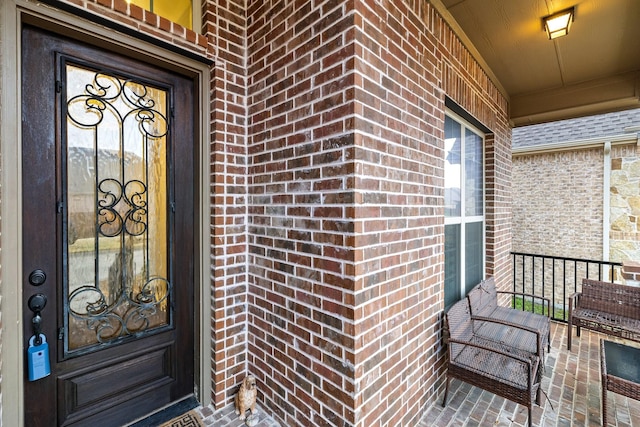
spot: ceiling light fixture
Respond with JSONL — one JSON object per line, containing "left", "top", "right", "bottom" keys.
{"left": 543, "top": 7, "right": 574, "bottom": 40}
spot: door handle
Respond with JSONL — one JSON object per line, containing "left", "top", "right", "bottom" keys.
{"left": 28, "top": 293, "right": 47, "bottom": 314}
{"left": 28, "top": 293, "right": 47, "bottom": 345}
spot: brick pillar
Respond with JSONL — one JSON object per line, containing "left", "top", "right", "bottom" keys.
{"left": 621, "top": 260, "right": 640, "bottom": 286}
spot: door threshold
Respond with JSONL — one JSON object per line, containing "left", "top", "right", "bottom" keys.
{"left": 127, "top": 395, "right": 199, "bottom": 427}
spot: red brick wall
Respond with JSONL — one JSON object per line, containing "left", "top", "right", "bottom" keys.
{"left": 246, "top": 1, "right": 359, "bottom": 423}
{"left": 246, "top": 1, "right": 511, "bottom": 426}
{"left": 201, "top": 0, "right": 250, "bottom": 408}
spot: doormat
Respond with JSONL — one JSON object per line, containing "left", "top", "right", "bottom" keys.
{"left": 159, "top": 410, "right": 204, "bottom": 427}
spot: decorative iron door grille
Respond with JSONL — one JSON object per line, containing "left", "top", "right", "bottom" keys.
{"left": 63, "top": 61, "right": 172, "bottom": 355}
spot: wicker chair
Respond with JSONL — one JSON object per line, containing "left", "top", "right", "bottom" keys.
{"left": 467, "top": 277, "right": 551, "bottom": 361}
{"left": 443, "top": 298, "right": 542, "bottom": 427}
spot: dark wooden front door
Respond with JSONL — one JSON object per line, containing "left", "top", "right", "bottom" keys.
{"left": 22, "top": 26, "right": 196, "bottom": 426}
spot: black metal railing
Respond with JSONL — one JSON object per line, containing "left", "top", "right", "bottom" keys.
{"left": 511, "top": 252, "right": 623, "bottom": 322}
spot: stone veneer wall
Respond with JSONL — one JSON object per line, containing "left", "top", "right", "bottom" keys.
{"left": 610, "top": 143, "right": 640, "bottom": 262}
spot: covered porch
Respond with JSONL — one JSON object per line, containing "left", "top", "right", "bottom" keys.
{"left": 197, "top": 322, "right": 640, "bottom": 427}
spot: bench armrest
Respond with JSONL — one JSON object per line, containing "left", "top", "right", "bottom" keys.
{"left": 496, "top": 290, "right": 552, "bottom": 318}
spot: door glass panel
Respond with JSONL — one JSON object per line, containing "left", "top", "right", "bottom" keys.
{"left": 65, "top": 63, "right": 171, "bottom": 354}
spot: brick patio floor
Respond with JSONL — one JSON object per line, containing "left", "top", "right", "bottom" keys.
{"left": 421, "top": 322, "right": 640, "bottom": 427}
{"left": 193, "top": 322, "right": 640, "bottom": 427}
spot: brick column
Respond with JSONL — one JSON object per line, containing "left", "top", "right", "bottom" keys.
{"left": 621, "top": 260, "right": 640, "bottom": 286}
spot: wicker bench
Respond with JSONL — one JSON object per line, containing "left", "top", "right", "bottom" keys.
{"left": 567, "top": 278, "right": 640, "bottom": 351}
{"left": 467, "top": 277, "right": 551, "bottom": 362}
{"left": 443, "top": 298, "right": 542, "bottom": 427}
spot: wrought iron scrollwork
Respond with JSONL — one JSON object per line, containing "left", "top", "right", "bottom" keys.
{"left": 68, "top": 277, "right": 171, "bottom": 343}
{"left": 65, "top": 66, "right": 171, "bottom": 350}
{"left": 97, "top": 178, "right": 148, "bottom": 237}
{"left": 66, "top": 72, "right": 168, "bottom": 138}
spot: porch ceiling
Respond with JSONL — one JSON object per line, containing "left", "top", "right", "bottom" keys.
{"left": 435, "top": 0, "right": 640, "bottom": 127}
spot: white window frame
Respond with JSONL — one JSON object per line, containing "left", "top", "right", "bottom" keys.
{"left": 444, "top": 110, "right": 486, "bottom": 304}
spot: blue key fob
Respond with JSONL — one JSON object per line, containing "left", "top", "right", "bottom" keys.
{"left": 27, "top": 334, "right": 51, "bottom": 381}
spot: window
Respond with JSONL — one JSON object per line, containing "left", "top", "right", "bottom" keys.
{"left": 444, "top": 113, "right": 485, "bottom": 308}
{"left": 127, "top": 0, "right": 197, "bottom": 30}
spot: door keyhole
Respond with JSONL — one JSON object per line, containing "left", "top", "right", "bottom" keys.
{"left": 28, "top": 293, "right": 47, "bottom": 314}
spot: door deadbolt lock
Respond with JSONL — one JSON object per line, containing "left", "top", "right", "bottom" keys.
{"left": 28, "top": 269, "right": 47, "bottom": 286}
